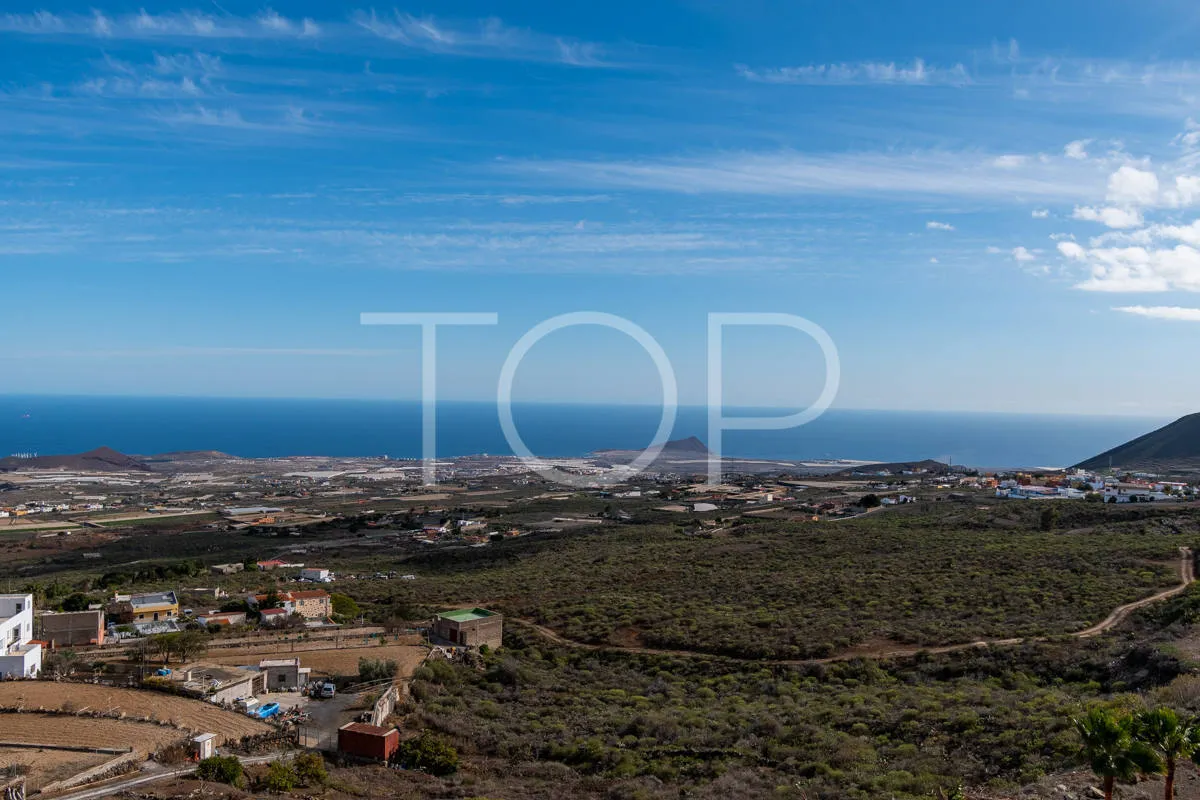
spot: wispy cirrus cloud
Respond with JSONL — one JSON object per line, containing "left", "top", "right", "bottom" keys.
{"left": 349, "top": 10, "right": 614, "bottom": 66}
{"left": 737, "top": 58, "right": 970, "bottom": 86}
{"left": 1113, "top": 305, "right": 1200, "bottom": 321}
{"left": 0, "top": 8, "right": 615, "bottom": 67}
{"left": 510, "top": 149, "right": 1110, "bottom": 202}
{"left": 0, "top": 8, "right": 320, "bottom": 40}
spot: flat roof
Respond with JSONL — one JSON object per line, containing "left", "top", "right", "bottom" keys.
{"left": 340, "top": 722, "right": 393, "bottom": 736}
{"left": 437, "top": 607, "right": 498, "bottom": 623}
{"left": 259, "top": 658, "right": 300, "bottom": 668}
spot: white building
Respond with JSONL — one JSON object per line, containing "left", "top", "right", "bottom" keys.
{"left": 299, "top": 568, "right": 332, "bottom": 583}
{"left": 0, "top": 594, "right": 42, "bottom": 679}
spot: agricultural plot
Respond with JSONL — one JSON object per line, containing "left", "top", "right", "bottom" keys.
{"left": 0, "top": 683, "right": 270, "bottom": 742}
{"left": 206, "top": 643, "right": 427, "bottom": 678}
{"left": 0, "top": 713, "right": 182, "bottom": 791}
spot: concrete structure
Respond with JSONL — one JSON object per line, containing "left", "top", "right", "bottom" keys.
{"left": 432, "top": 607, "right": 503, "bottom": 649}
{"left": 299, "top": 568, "right": 332, "bottom": 583}
{"left": 0, "top": 594, "right": 41, "bottom": 679}
{"left": 129, "top": 591, "right": 179, "bottom": 623}
{"left": 259, "top": 608, "right": 289, "bottom": 626}
{"left": 39, "top": 610, "right": 105, "bottom": 647}
{"left": 178, "top": 664, "right": 264, "bottom": 704}
{"left": 259, "top": 657, "right": 309, "bottom": 690}
{"left": 337, "top": 723, "right": 399, "bottom": 762}
{"left": 191, "top": 733, "right": 217, "bottom": 760}
{"left": 209, "top": 563, "right": 244, "bottom": 576}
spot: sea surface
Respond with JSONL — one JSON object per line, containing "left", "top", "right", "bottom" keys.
{"left": 0, "top": 395, "right": 1170, "bottom": 469}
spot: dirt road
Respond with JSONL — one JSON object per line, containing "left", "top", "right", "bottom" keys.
{"left": 517, "top": 547, "right": 1196, "bottom": 666}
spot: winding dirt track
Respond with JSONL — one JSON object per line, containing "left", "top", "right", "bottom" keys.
{"left": 515, "top": 547, "right": 1195, "bottom": 666}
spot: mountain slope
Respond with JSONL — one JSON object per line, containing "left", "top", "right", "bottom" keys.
{"left": 0, "top": 447, "right": 152, "bottom": 472}
{"left": 1075, "top": 413, "right": 1200, "bottom": 472}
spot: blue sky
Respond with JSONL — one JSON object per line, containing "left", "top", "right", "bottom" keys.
{"left": 5, "top": 0, "right": 1200, "bottom": 415}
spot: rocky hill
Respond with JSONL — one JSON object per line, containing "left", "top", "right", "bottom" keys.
{"left": 1075, "top": 413, "right": 1200, "bottom": 473}
{"left": 0, "top": 446, "right": 152, "bottom": 472}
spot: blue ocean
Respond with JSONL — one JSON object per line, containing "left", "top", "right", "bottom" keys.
{"left": 0, "top": 395, "right": 1170, "bottom": 469}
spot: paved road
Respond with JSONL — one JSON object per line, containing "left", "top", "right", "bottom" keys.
{"left": 517, "top": 546, "right": 1196, "bottom": 666}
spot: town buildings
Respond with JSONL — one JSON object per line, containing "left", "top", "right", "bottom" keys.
{"left": 0, "top": 594, "right": 42, "bottom": 678}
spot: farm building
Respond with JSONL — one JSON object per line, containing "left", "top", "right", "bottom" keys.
{"left": 338, "top": 723, "right": 399, "bottom": 762}
{"left": 432, "top": 607, "right": 503, "bottom": 649}
{"left": 259, "top": 657, "right": 309, "bottom": 690}
{"left": 177, "top": 664, "right": 265, "bottom": 704}
{"left": 0, "top": 594, "right": 41, "bottom": 678}
{"left": 39, "top": 610, "right": 105, "bottom": 647}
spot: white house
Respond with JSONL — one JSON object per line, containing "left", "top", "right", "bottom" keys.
{"left": 0, "top": 594, "right": 42, "bottom": 679}
{"left": 299, "top": 568, "right": 332, "bottom": 583}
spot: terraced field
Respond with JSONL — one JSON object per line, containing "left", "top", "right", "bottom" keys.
{"left": 0, "top": 712, "right": 184, "bottom": 791}
{"left": 0, "top": 683, "right": 270, "bottom": 743}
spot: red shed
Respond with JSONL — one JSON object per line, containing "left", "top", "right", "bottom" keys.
{"left": 337, "top": 722, "right": 399, "bottom": 762}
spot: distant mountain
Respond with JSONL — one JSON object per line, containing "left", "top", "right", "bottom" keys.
{"left": 1075, "top": 413, "right": 1200, "bottom": 473}
{"left": 594, "top": 436, "right": 711, "bottom": 457}
{"left": 834, "top": 458, "right": 950, "bottom": 477}
{"left": 0, "top": 446, "right": 152, "bottom": 472}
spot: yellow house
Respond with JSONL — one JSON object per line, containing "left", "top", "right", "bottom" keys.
{"left": 129, "top": 591, "right": 180, "bottom": 622}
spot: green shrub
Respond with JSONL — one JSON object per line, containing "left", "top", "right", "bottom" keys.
{"left": 392, "top": 731, "right": 460, "bottom": 776}
{"left": 292, "top": 751, "right": 328, "bottom": 786}
{"left": 196, "top": 755, "right": 243, "bottom": 787}
{"left": 260, "top": 760, "right": 297, "bottom": 792}
{"left": 358, "top": 657, "right": 398, "bottom": 683}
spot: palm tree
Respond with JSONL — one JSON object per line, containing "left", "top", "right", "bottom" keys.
{"left": 1134, "top": 707, "right": 1200, "bottom": 800}
{"left": 1075, "top": 707, "right": 1163, "bottom": 800}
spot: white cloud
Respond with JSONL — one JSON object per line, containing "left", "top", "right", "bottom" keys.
{"left": 1072, "top": 205, "right": 1144, "bottom": 229}
{"left": 1058, "top": 241, "right": 1087, "bottom": 260}
{"left": 992, "top": 154, "right": 1028, "bottom": 169}
{"left": 929, "top": 257, "right": 939, "bottom": 263}
{"left": 513, "top": 150, "right": 1107, "bottom": 201}
{"left": 1071, "top": 245, "right": 1200, "bottom": 292}
{"left": 986, "top": 246, "right": 1004, "bottom": 254}
{"left": 1064, "top": 139, "right": 1091, "bottom": 160}
{"left": 1113, "top": 305, "right": 1200, "bottom": 321}
{"left": 0, "top": 8, "right": 316, "bottom": 39}
{"left": 736, "top": 59, "right": 970, "bottom": 86}
{"left": 1032, "top": 209, "right": 1049, "bottom": 218}
{"left": 1106, "top": 165, "right": 1159, "bottom": 205}
{"left": 352, "top": 10, "right": 610, "bottom": 66}
{"left": 1012, "top": 246, "right": 1036, "bottom": 262}
{"left": 926, "top": 220, "right": 955, "bottom": 230}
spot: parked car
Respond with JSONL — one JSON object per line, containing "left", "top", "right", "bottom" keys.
{"left": 256, "top": 702, "right": 281, "bottom": 719}
{"left": 319, "top": 682, "right": 336, "bottom": 699}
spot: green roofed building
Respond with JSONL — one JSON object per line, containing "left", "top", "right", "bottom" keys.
{"left": 432, "top": 607, "right": 503, "bottom": 650}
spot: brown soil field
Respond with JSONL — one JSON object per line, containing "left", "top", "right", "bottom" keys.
{"left": 0, "top": 746, "right": 110, "bottom": 791}
{"left": 0, "top": 683, "right": 270, "bottom": 743}
{"left": 206, "top": 644, "right": 427, "bottom": 678}
{"left": 0, "top": 712, "right": 185, "bottom": 791}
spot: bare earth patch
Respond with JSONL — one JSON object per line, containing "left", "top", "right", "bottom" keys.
{"left": 204, "top": 644, "right": 427, "bottom": 679}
